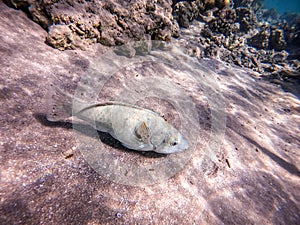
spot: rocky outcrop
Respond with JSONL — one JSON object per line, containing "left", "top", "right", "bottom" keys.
{"left": 172, "top": 0, "right": 231, "bottom": 28}
{"left": 4, "top": 0, "right": 179, "bottom": 50}
{"left": 3, "top": 0, "right": 299, "bottom": 82}
{"left": 247, "top": 26, "right": 286, "bottom": 51}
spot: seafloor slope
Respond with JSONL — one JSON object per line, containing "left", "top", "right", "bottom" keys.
{"left": 0, "top": 2, "right": 299, "bottom": 224}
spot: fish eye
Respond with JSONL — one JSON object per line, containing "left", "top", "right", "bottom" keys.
{"left": 171, "top": 141, "right": 177, "bottom": 146}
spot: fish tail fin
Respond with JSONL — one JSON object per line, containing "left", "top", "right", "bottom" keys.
{"left": 45, "top": 84, "right": 73, "bottom": 122}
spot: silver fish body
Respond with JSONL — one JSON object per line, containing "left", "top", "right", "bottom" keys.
{"left": 46, "top": 87, "right": 189, "bottom": 154}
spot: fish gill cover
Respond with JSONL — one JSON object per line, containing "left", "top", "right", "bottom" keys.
{"left": 70, "top": 40, "right": 226, "bottom": 186}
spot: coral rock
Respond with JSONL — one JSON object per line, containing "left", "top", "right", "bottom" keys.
{"left": 4, "top": 0, "right": 179, "bottom": 50}
{"left": 247, "top": 28, "right": 270, "bottom": 49}
{"left": 269, "top": 28, "right": 286, "bottom": 51}
{"left": 236, "top": 7, "right": 257, "bottom": 32}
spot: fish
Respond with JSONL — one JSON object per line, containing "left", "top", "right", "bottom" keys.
{"left": 45, "top": 85, "right": 189, "bottom": 154}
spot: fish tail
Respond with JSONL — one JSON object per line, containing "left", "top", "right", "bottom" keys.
{"left": 45, "top": 84, "right": 73, "bottom": 122}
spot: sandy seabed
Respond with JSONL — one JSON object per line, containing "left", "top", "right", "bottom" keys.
{"left": 0, "top": 2, "right": 299, "bottom": 224}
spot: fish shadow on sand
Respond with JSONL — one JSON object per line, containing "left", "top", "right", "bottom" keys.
{"left": 34, "top": 113, "right": 166, "bottom": 158}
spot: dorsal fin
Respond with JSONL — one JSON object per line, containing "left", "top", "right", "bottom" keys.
{"left": 76, "top": 101, "right": 161, "bottom": 117}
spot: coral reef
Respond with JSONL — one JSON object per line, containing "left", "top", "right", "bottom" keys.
{"left": 172, "top": 0, "right": 231, "bottom": 28}
{"left": 235, "top": 7, "right": 257, "bottom": 32}
{"left": 173, "top": 1, "right": 199, "bottom": 28}
{"left": 233, "top": 0, "right": 263, "bottom": 10}
{"left": 3, "top": 0, "right": 299, "bottom": 80}
{"left": 4, "top": 0, "right": 179, "bottom": 50}
{"left": 172, "top": 0, "right": 299, "bottom": 81}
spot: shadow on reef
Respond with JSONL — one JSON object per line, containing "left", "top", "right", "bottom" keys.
{"left": 240, "top": 133, "right": 300, "bottom": 177}
{"left": 207, "top": 171, "right": 300, "bottom": 224}
{"left": 270, "top": 77, "right": 300, "bottom": 100}
{"left": 0, "top": 194, "right": 39, "bottom": 224}
{"left": 0, "top": 168, "right": 129, "bottom": 224}
{"left": 224, "top": 102, "right": 300, "bottom": 177}
{"left": 33, "top": 113, "right": 166, "bottom": 159}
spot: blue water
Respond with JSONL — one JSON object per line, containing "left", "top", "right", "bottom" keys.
{"left": 264, "top": 0, "right": 300, "bottom": 14}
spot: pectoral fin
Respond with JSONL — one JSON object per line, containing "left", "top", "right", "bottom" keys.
{"left": 135, "top": 122, "right": 151, "bottom": 143}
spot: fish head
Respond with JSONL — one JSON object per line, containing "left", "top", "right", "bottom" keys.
{"left": 154, "top": 129, "right": 189, "bottom": 154}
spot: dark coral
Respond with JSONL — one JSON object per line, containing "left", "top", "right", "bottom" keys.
{"left": 173, "top": 1, "right": 200, "bottom": 28}
{"left": 236, "top": 7, "right": 257, "bottom": 32}
{"left": 279, "top": 13, "right": 300, "bottom": 59}
{"left": 247, "top": 26, "right": 270, "bottom": 49}
{"left": 172, "top": 0, "right": 231, "bottom": 29}
{"left": 269, "top": 27, "right": 286, "bottom": 51}
{"left": 208, "top": 8, "right": 237, "bottom": 36}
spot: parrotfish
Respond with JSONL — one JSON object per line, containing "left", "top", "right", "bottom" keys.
{"left": 46, "top": 85, "right": 189, "bottom": 154}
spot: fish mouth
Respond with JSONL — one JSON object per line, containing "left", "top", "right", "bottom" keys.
{"left": 165, "top": 134, "right": 188, "bottom": 154}
{"left": 177, "top": 133, "right": 189, "bottom": 151}
{"left": 180, "top": 138, "right": 189, "bottom": 150}
{"left": 154, "top": 133, "right": 189, "bottom": 154}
